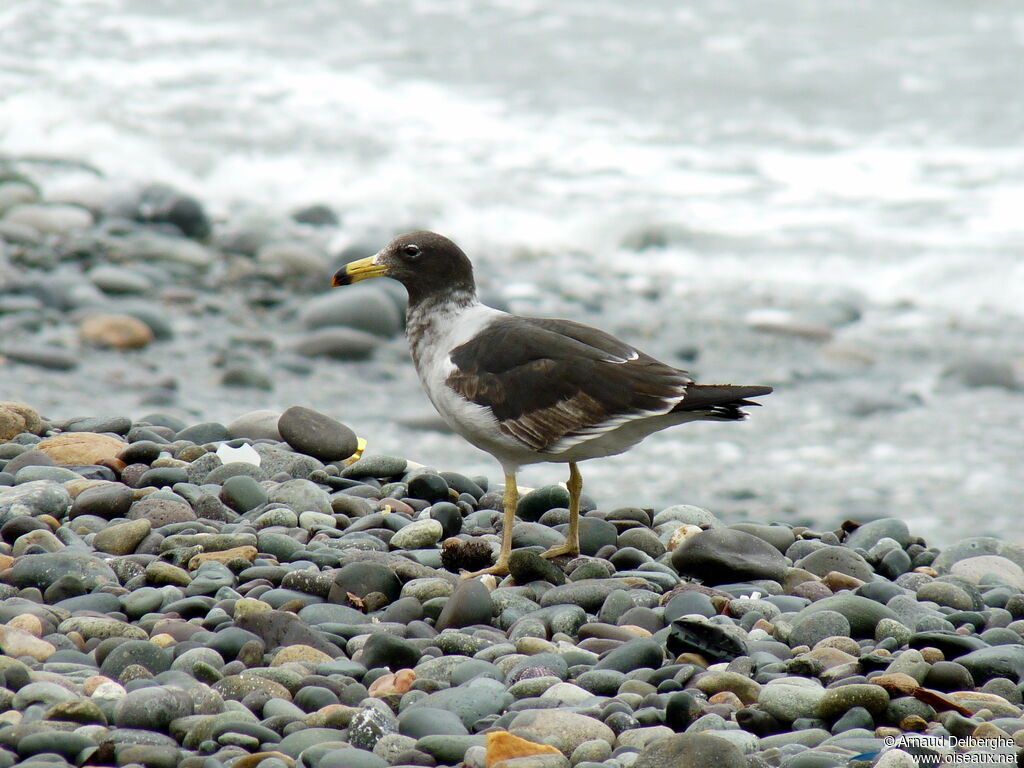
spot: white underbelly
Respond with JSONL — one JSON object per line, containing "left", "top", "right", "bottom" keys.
{"left": 421, "top": 373, "right": 536, "bottom": 467}
{"left": 538, "top": 411, "right": 704, "bottom": 464}
{"left": 410, "top": 303, "right": 533, "bottom": 469}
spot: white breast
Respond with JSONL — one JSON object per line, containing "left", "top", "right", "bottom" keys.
{"left": 407, "top": 301, "right": 528, "bottom": 467}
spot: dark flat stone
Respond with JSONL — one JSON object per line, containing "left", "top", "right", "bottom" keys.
{"left": 671, "top": 528, "right": 789, "bottom": 585}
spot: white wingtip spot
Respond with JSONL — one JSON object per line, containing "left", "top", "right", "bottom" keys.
{"left": 606, "top": 350, "right": 640, "bottom": 364}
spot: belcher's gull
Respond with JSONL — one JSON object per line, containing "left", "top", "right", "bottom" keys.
{"left": 333, "top": 231, "right": 772, "bottom": 576}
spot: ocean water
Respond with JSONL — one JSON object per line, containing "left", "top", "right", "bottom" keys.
{"left": 2, "top": 0, "right": 1024, "bottom": 544}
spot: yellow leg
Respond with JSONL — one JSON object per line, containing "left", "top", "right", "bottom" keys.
{"left": 462, "top": 472, "right": 518, "bottom": 578}
{"left": 541, "top": 462, "right": 582, "bottom": 559}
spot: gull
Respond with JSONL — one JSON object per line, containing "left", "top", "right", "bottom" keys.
{"left": 333, "top": 231, "right": 772, "bottom": 576}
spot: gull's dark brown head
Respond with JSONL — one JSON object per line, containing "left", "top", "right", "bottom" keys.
{"left": 332, "top": 231, "right": 476, "bottom": 304}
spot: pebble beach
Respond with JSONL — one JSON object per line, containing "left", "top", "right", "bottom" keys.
{"left": 5, "top": 398, "right": 1024, "bottom": 768}
{"left": 3, "top": 172, "right": 1024, "bottom": 768}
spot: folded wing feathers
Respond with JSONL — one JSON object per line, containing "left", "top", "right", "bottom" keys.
{"left": 446, "top": 316, "right": 699, "bottom": 453}
{"left": 445, "top": 315, "right": 772, "bottom": 454}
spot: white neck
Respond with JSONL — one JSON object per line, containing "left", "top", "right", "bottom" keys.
{"left": 406, "top": 293, "right": 499, "bottom": 372}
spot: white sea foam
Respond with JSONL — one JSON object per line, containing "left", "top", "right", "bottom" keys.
{"left": 3, "top": 2, "right": 1022, "bottom": 316}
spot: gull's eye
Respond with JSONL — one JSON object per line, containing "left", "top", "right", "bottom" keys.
{"left": 402, "top": 244, "right": 421, "bottom": 259}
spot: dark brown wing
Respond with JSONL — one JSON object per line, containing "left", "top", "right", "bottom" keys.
{"left": 446, "top": 316, "right": 692, "bottom": 452}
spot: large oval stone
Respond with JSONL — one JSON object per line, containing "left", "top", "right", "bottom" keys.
{"left": 278, "top": 405, "right": 358, "bottom": 462}
{"left": 671, "top": 528, "right": 789, "bottom": 585}
{"left": 36, "top": 432, "right": 127, "bottom": 465}
{"left": 8, "top": 551, "right": 117, "bottom": 591}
